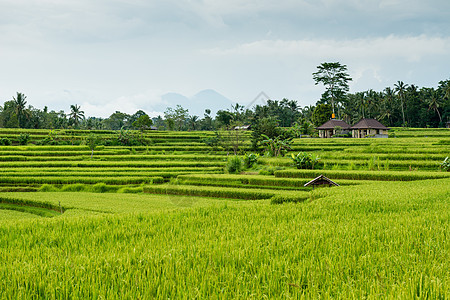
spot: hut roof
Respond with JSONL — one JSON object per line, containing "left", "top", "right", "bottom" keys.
{"left": 304, "top": 175, "right": 339, "bottom": 187}
{"left": 351, "top": 118, "right": 389, "bottom": 130}
{"left": 234, "top": 125, "right": 251, "bottom": 130}
{"left": 316, "top": 119, "right": 351, "bottom": 130}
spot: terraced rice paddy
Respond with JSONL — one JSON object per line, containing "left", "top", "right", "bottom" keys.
{"left": 0, "top": 128, "right": 449, "bottom": 298}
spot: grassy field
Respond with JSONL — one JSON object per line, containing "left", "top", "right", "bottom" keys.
{"left": 0, "top": 127, "right": 448, "bottom": 298}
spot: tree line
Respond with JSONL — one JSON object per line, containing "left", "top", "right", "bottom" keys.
{"left": 1, "top": 64, "right": 448, "bottom": 131}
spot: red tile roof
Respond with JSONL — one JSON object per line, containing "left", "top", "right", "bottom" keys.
{"left": 316, "top": 119, "right": 351, "bottom": 130}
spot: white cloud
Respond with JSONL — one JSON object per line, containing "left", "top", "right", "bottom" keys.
{"left": 80, "top": 89, "right": 165, "bottom": 118}
{"left": 202, "top": 35, "right": 450, "bottom": 60}
{"left": 0, "top": 0, "right": 449, "bottom": 116}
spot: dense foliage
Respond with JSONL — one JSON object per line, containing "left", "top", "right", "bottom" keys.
{"left": 2, "top": 74, "right": 448, "bottom": 131}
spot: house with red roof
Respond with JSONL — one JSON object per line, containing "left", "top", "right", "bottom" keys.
{"left": 351, "top": 118, "right": 389, "bottom": 138}
{"left": 316, "top": 119, "right": 351, "bottom": 138}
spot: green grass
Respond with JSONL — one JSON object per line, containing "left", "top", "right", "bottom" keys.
{"left": 0, "top": 128, "right": 448, "bottom": 298}
{"left": 0, "top": 178, "right": 448, "bottom": 298}
{"left": 0, "top": 209, "right": 40, "bottom": 220}
{"left": 275, "top": 169, "right": 450, "bottom": 181}
{"left": 0, "top": 203, "right": 61, "bottom": 217}
{"left": 0, "top": 192, "right": 237, "bottom": 214}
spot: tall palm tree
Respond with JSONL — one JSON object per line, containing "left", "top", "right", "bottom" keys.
{"left": 439, "top": 80, "right": 450, "bottom": 100}
{"left": 355, "top": 92, "right": 367, "bottom": 120}
{"left": 394, "top": 81, "right": 408, "bottom": 127}
{"left": 13, "top": 92, "right": 28, "bottom": 128}
{"left": 69, "top": 104, "right": 85, "bottom": 128}
{"left": 379, "top": 87, "right": 395, "bottom": 126}
{"left": 426, "top": 89, "right": 442, "bottom": 123}
{"left": 188, "top": 115, "right": 199, "bottom": 131}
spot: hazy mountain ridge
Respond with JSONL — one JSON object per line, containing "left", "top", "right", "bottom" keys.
{"left": 156, "top": 89, "right": 235, "bottom": 117}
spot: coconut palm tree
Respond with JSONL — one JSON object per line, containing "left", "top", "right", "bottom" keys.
{"left": 12, "top": 92, "right": 28, "bottom": 128}
{"left": 426, "top": 89, "right": 442, "bottom": 123}
{"left": 379, "top": 87, "right": 395, "bottom": 126}
{"left": 394, "top": 81, "right": 408, "bottom": 127}
{"left": 355, "top": 92, "right": 367, "bottom": 120}
{"left": 188, "top": 115, "right": 199, "bottom": 131}
{"left": 438, "top": 80, "right": 450, "bottom": 100}
{"left": 69, "top": 104, "right": 85, "bottom": 128}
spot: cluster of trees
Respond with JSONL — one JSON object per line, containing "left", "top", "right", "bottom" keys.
{"left": 0, "top": 94, "right": 154, "bottom": 131}
{"left": 1, "top": 64, "right": 448, "bottom": 131}
{"left": 312, "top": 62, "right": 450, "bottom": 128}
{"left": 340, "top": 80, "right": 449, "bottom": 127}
{"left": 0, "top": 94, "right": 86, "bottom": 129}
{"left": 0, "top": 94, "right": 305, "bottom": 132}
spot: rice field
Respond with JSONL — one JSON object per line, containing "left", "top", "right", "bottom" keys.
{"left": 0, "top": 127, "right": 448, "bottom": 298}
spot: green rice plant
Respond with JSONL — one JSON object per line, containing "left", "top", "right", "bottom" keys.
{"left": 0, "top": 178, "right": 447, "bottom": 298}
{"left": 0, "top": 176, "right": 161, "bottom": 185}
{"left": 384, "top": 159, "right": 390, "bottom": 171}
{"left": 61, "top": 184, "right": 87, "bottom": 192}
{"left": 38, "top": 184, "right": 59, "bottom": 192}
{"left": 367, "top": 156, "right": 376, "bottom": 171}
{"left": 117, "top": 186, "right": 144, "bottom": 193}
{"left": 89, "top": 183, "right": 112, "bottom": 193}
{"left": 331, "top": 163, "right": 340, "bottom": 170}
{"left": 0, "top": 160, "right": 225, "bottom": 168}
{"left": 347, "top": 162, "right": 357, "bottom": 170}
{"left": 319, "top": 158, "right": 439, "bottom": 171}
{"left": 177, "top": 174, "right": 366, "bottom": 189}
{"left": 0, "top": 203, "right": 61, "bottom": 217}
{"left": 270, "top": 194, "right": 309, "bottom": 204}
{"left": 274, "top": 169, "right": 450, "bottom": 181}
{"left": 143, "top": 184, "right": 275, "bottom": 200}
{"left": 0, "top": 196, "right": 63, "bottom": 217}
{"left": 0, "top": 155, "right": 27, "bottom": 161}
{"left": 258, "top": 166, "right": 283, "bottom": 175}
{"left": 321, "top": 152, "right": 446, "bottom": 161}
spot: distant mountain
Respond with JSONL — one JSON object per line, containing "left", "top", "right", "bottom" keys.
{"left": 154, "top": 89, "right": 234, "bottom": 117}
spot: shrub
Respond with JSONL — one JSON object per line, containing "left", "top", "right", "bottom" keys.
{"left": 440, "top": 157, "right": 450, "bottom": 172}
{"left": 89, "top": 183, "right": 110, "bottom": 193}
{"left": 226, "top": 156, "right": 243, "bottom": 174}
{"left": 38, "top": 137, "right": 58, "bottom": 145}
{"left": 291, "top": 152, "right": 321, "bottom": 169}
{"left": 243, "top": 153, "right": 259, "bottom": 169}
{"left": 258, "top": 166, "right": 283, "bottom": 175}
{"left": 0, "top": 138, "right": 11, "bottom": 146}
{"left": 38, "top": 184, "right": 59, "bottom": 192}
{"left": 117, "top": 128, "right": 141, "bottom": 146}
{"left": 61, "top": 184, "right": 87, "bottom": 192}
{"left": 117, "top": 186, "right": 144, "bottom": 193}
{"left": 261, "top": 134, "right": 292, "bottom": 157}
{"left": 18, "top": 133, "right": 30, "bottom": 145}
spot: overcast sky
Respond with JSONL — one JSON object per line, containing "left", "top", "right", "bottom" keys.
{"left": 1, "top": 0, "right": 449, "bottom": 118}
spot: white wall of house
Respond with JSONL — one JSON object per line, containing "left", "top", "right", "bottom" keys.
{"left": 319, "top": 130, "right": 333, "bottom": 138}
{"left": 352, "top": 129, "right": 388, "bottom": 138}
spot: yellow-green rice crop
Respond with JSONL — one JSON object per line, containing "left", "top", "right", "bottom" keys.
{"left": 0, "top": 179, "right": 448, "bottom": 298}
